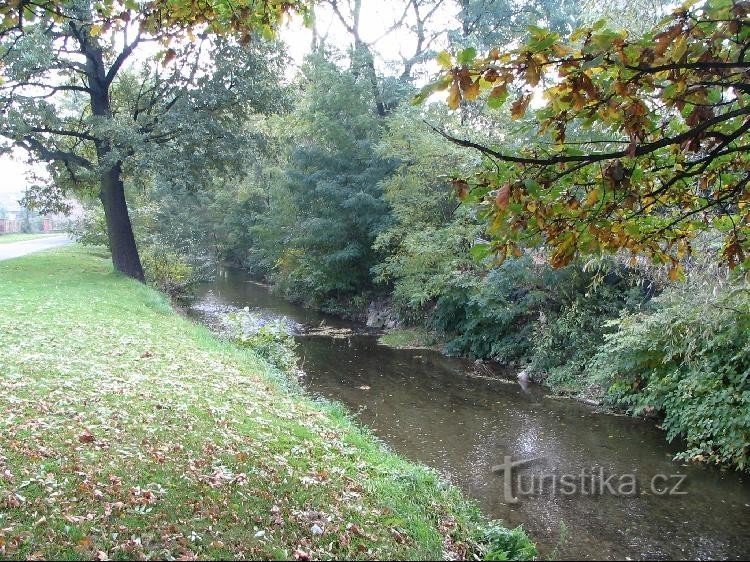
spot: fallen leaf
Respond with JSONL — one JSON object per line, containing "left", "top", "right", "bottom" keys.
{"left": 78, "top": 430, "right": 95, "bottom": 444}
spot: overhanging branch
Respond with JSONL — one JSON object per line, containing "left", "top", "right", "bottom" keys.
{"left": 425, "top": 105, "right": 750, "bottom": 166}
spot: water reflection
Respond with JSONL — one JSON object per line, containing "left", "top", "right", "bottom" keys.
{"left": 190, "top": 270, "right": 750, "bottom": 560}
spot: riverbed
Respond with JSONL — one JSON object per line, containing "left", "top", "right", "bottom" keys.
{"left": 189, "top": 268, "right": 750, "bottom": 560}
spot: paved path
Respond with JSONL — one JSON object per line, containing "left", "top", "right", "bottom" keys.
{"left": 0, "top": 234, "right": 73, "bottom": 261}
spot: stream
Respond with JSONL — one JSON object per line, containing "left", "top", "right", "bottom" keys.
{"left": 189, "top": 268, "right": 750, "bottom": 560}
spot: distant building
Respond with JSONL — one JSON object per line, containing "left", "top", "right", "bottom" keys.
{"left": 0, "top": 207, "right": 21, "bottom": 233}
{"left": 0, "top": 191, "right": 77, "bottom": 234}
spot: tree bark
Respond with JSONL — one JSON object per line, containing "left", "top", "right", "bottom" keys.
{"left": 99, "top": 162, "right": 145, "bottom": 281}
{"left": 81, "top": 28, "right": 145, "bottom": 282}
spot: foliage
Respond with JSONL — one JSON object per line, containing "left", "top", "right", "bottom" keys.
{"left": 0, "top": 0, "right": 302, "bottom": 280}
{"left": 225, "top": 310, "right": 299, "bottom": 373}
{"left": 429, "top": 255, "right": 646, "bottom": 371}
{"left": 68, "top": 207, "right": 109, "bottom": 247}
{"left": 430, "top": 258, "right": 547, "bottom": 361}
{"left": 453, "top": 0, "right": 585, "bottom": 50}
{"left": 139, "top": 246, "right": 194, "bottom": 297}
{"left": 236, "top": 325, "right": 298, "bottom": 373}
{"left": 529, "top": 259, "right": 647, "bottom": 387}
{"left": 424, "top": 0, "right": 750, "bottom": 272}
{"left": 591, "top": 276, "right": 750, "bottom": 471}
{"left": 372, "top": 105, "right": 482, "bottom": 318}
{"left": 0, "top": 0, "right": 308, "bottom": 41}
{"left": 247, "top": 54, "right": 397, "bottom": 306}
{"left": 475, "top": 523, "right": 538, "bottom": 561}
{"left": 70, "top": 205, "right": 197, "bottom": 296}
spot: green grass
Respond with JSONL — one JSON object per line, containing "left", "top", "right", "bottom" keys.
{"left": 378, "top": 328, "right": 440, "bottom": 351}
{"left": 0, "top": 232, "right": 60, "bottom": 244}
{"left": 0, "top": 247, "right": 522, "bottom": 560}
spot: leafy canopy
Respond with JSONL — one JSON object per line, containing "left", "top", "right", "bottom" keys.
{"left": 421, "top": 0, "right": 750, "bottom": 275}
{"left": 0, "top": 0, "right": 308, "bottom": 42}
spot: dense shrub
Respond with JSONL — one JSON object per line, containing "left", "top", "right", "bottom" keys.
{"left": 529, "top": 261, "right": 647, "bottom": 389}
{"left": 430, "top": 258, "right": 547, "bottom": 362}
{"left": 68, "top": 207, "right": 109, "bottom": 247}
{"left": 225, "top": 311, "right": 299, "bottom": 373}
{"left": 140, "top": 247, "right": 194, "bottom": 297}
{"left": 430, "top": 256, "right": 645, "bottom": 372}
{"left": 591, "top": 280, "right": 750, "bottom": 471}
{"left": 476, "top": 523, "right": 537, "bottom": 561}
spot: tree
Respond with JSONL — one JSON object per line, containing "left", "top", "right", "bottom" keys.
{"left": 245, "top": 55, "right": 396, "bottom": 307}
{"left": 372, "top": 104, "right": 482, "bottom": 314}
{"left": 454, "top": 0, "right": 583, "bottom": 49}
{"left": 0, "top": 0, "right": 304, "bottom": 280}
{"left": 421, "top": 0, "right": 750, "bottom": 274}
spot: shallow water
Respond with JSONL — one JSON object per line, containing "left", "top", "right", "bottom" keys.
{"left": 190, "top": 269, "right": 750, "bottom": 560}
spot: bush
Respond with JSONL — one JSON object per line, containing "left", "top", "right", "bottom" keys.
{"left": 430, "top": 256, "right": 644, "bottom": 371}
{"left": 140, "top": 247, "right": 194, "bottom": 297}
{"left": 225, "top": 310, "right": 299, "bottom": 373}
{"left": 476, "top": 523, "right": 537, "bottom": 561}
{"left": 529, "top": 261, "right": 646, "bottom": 390}
{"left": 430, "top": 257, "right": 548, "bottom": 362}
{"left": 68, "top": 207, "right": 108, "bottom": 246}
{"left": 591, "top": 280, "right": 750, "bottom": 471}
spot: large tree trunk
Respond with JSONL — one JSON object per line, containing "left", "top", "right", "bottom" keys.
{"left": 83, "top": 36, "right": 145, "bottom": 283}
{"left": 100, "top": 162, "right": 145, "bottom": 282}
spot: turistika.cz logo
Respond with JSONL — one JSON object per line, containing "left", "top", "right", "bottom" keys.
{"left": 492, "top": 456, "right": 688, "bottom": 504}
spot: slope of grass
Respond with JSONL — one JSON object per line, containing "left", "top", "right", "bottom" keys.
{"left": 0, "top": 233, "right": 59, "bottom": 244}
{"left": 0, "top": 246, "right": 522, "bottom": 560}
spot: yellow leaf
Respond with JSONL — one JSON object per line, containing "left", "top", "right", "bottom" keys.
{"left": 510, "top": 95, "right": 531, "bottom": 120}
{"left": 525, "top": 59, "right": 541, "bottom": 87}
{"left": 585, "top": 188, "right": 600, "bottom": 207}
{"left": 667, "top": 263, "right": 684, "bottom": 281}
{"left": 463, "top": 79, "right": 480, "bottom": 101}
{"left": 436, "top": 50, "right": 453, "bottom": 69}
{"left": 447, "top": 82, "right": 461, "bottom": 110}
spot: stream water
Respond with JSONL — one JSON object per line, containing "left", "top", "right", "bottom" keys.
{"left": 189, "top": 268, "right": 750, "bottom": 561}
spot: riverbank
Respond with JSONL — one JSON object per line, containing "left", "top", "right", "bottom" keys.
{"left": 0, "top": 247, "right": 534, "bottom": 560}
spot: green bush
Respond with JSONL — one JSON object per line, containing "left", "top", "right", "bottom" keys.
{"left": 530, "top": 263, "right": 646, "bottom": 390}
{"left": 476, "top": 523, "right": 537, "bottom": 561}
{"left": 430, "top": 258, "right": 548, "bottom": 362}
{"left": 430, "top": 257, "right": 644, "bottom": 372}
{"left": 591, "top": 281, "right": 750, "bottom": 471}
{"left": 236, "top": 326, "right": 299, "bottom": 373}
{"left": 68, "top": 207, "right": 109, "bottom": 247}
{"left": 140, "top": 247, "right": 194, "bottom": 297}
{"left": 224, "top": 310, "right": 299, "bottom": 373}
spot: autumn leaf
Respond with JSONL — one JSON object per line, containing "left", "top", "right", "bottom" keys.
{"left": 525, "top": 59, "right": 541, "bottom": 86}
{"left": 510, "top": 95, "right": 531, "bottom": 120}
{"left": 462, "top": 79, "right": 480, "bottom": 101}
{"left": 495, "top": 184, "right": 510, "bottom": 210}
{"left": 447, "top": 82, "right": 461, "bottom": 110}
{"left": 487, "top": 84, "right": 509, "bottom": 109}
{"left": 78, "top": 429, "right": 95, "bottom": 444}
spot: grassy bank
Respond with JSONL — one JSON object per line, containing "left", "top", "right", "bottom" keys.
{"left": 0, "top": 233, "right": 59, "bottom": 244}
{"left": 377, "top": 328, "right": 440, "bottom": 351}
{"left": 0, "top": 247, "right": 532, "bottom": 560}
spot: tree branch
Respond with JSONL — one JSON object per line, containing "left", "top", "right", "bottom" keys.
{"left": 15, "top": 136, "right": 94, "bottom": 170}
{"left": 425, "top": 106, "right": 750, "bottom": 165}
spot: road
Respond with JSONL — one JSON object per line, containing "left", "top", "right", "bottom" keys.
{"left": 0, "top": 234, "right": 73, "bottom": 262}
